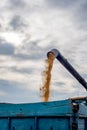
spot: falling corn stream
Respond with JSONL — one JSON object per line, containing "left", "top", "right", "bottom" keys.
{"left": 40, "top": 53, "right": 55, "bottom": 102}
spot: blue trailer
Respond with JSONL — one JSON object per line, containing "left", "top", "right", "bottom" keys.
{"left": 0, "top": 49, "right": 87, "bottom": 130}
{"left": 0, "top": 97, "right": 87, "bottom": 130}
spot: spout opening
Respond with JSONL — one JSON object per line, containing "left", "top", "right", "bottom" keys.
{"left": 47, "top": 49, "right": 60, "bottom": 58}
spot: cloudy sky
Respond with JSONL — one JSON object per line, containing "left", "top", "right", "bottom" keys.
{"left": 0, "top": 0, "right": 87, "bottom": 103}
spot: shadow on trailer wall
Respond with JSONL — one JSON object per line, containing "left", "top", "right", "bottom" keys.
{"left": 85, "top": 119, "right": 87, "bottom": 130}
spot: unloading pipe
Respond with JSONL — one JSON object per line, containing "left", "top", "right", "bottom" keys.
{"left": 47, "top": 49, "right": 87, "bottom": 90}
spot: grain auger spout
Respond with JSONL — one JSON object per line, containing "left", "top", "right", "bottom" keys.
{"left": 47, "top": 49, "right": 87, "bottom": 90}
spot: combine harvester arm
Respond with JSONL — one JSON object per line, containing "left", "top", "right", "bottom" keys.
{"left": 47, "top": 49, "right": 87, "bottom": 90}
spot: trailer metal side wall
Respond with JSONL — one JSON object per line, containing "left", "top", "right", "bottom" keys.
{"left": 0, "top": 117, "right": 70, "bottom": 130}
{"left": 0, "top": 99, "right": 87, "bottom": 130}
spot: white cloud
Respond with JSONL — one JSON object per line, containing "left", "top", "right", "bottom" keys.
{"left": 0, "top": 0, "right": 87, "bottom": 103}
{"left": 0, "top": 90, "right": 6, "bottom": 96}
{"left": 0, "top": 31, "right": 24, "bottom": 47}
